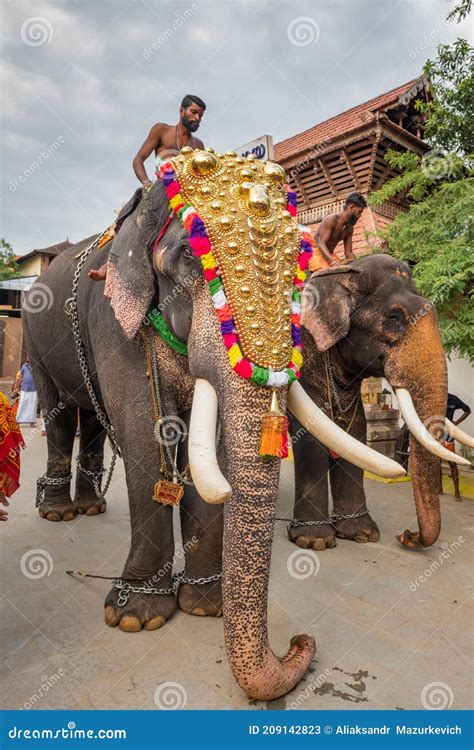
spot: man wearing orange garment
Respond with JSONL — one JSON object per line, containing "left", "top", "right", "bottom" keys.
{"left": 309, "top": 192, "right": 367, "bottom": 272}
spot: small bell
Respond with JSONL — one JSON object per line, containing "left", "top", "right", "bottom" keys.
{"left": 259, "top": 389, "right": 289, "bottom": 459}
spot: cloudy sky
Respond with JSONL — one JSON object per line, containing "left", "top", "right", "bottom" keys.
{"left": 1, "top": 0, "right": 470, "bottom": 253}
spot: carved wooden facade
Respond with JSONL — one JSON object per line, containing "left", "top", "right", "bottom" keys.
{"left": 274, "top": 76, "right": 432, "bottom": 256}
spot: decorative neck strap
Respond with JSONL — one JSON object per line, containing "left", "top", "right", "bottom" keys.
{"left": 147, "top": 307, "right": 188, "bottom": 357}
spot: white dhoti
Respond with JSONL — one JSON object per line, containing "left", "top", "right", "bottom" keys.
{"left": 16, "top": 390, "right": 38, "bottom": 424}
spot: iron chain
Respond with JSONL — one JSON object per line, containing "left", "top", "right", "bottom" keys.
{"left": 36, "top": 473, "right": 72, "bottom": 507}
{"left": 287, "top": 509, "right": 369, "bottom": 533}
{"left": 325, "top": 351, "right": 360, "bottom": 414}
{"left": 112, "top": 569, "right": 221, "bottom": 606}
{"left": 148, "top": 330, "right": 192, "bottom": 486}
{"left": 63, "top": 235, "right": 119, "bottom": 498}
{"left": 75, "top": 456, "right": 119, "bottom": 500}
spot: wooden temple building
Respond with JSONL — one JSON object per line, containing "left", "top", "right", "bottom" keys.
{"left": 274, "top": 75, "right": 432, "bottom": 259}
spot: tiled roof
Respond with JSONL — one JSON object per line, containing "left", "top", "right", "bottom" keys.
{"left": 275, "top": 78, "right": 426, "bottom": 162}
{"left": 17, "top": 239, "right": 73, "bottom": 262}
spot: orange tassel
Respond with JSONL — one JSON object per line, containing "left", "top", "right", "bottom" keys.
{"left": 259, "top": 390, "right": 289, "bottom": 458}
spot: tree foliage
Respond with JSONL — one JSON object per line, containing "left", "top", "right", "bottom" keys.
{"left": 0, "top": 238, "right": 19, "bottom": 282}
{"left": 370, "top": 1, "right": 473, "bottom": 361}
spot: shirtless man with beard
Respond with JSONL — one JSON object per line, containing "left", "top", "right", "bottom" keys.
{"left": 309, "top": 191, "right": 367, "bottom": 272}
{"left": 89, "top": 94, "right": 206, "bottom": 281}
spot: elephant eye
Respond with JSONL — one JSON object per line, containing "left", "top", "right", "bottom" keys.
{"left": 385, "top": 308, "right": 407, "bottom": 331}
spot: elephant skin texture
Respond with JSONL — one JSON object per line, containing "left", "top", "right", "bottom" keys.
{"left": 295, "top": 254, "right": 448, "bottom": 551}
{"left": 23, "top": 181, "right": 315, "bottom": 700}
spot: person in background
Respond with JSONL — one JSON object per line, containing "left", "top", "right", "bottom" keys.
{"left": 13, "top": 358, "right": 38, "bottom": 426}
{"left": 0, "top": 391, "right": 25, "bottom": 521}
{"left": 88, "top": 94, "right": 206, "bottom": 282}
{"left": 442, "top": 392, "right": 471, "bottom": 500}
{"left": 309, "top": 192, "right": 367, "bottom": 272}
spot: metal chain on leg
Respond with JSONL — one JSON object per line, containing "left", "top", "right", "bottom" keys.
{"left": 62, "top": 235, "right": 120, "bottom": 498}
{"left": 36, "top": 474, "right": 73, "bottom": 508}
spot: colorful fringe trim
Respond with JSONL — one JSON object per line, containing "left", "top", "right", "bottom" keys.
{"left": 147, "top": 307, "right": 188, "bottom": 357}
{"left": 158, "top": 163, "right": 314, "bottom": 388}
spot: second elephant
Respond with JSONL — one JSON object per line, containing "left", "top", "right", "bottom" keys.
{"left": 290, "top": 254, "right": 469, "bottom": 551}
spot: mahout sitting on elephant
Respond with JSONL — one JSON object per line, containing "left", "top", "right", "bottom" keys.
{"left": 24, "top": 149, "right": 404, "bottom": 700}
{"left": 290, "top": 256, "right": 471, "bottom": 551}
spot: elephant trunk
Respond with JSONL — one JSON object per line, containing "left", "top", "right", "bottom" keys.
{"left": 219, "top": 379, "right": 315, "bottom": 700}
{"left": 385, "top": 310, "right": 447, "bottom": 548}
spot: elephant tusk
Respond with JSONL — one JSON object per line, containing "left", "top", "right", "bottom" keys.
{"left": 188, "top": 378, "right": 232, "bottom": 504}
{"left": 445, "top": 419, "right": 474, "bottom": 449}
{"left": 287, "top": 381, "right": 406, "bottom": 479}
{"left": 395, "top": 389, "right": 471, "bottom": 466}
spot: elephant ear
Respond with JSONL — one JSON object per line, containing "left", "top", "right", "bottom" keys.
{"left": 104, "top": 182, "right": 174, "bottom": 340}
{"left": 301, "top": 266, "right": 361, "bottom": 351}
{"left": 104, "top": 208, "right": 155, "bottom": 340}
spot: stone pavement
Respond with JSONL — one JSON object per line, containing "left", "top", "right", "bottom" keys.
{"left": 1, "top": 424, "right": 472, "bottom": 711}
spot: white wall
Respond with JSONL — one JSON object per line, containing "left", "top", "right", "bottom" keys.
{"left": 382, "top": 355, "right": 473, "bottom": 437}
{"left": 447, "top": 355, "right": 474, "bottom": 435}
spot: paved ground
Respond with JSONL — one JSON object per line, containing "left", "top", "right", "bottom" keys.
{"left": 1, "top": 425, "right": 473, "bottom": 711}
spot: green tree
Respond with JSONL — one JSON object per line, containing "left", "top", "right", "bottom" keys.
{"left": 370, "top": 1, "right": 473, "bottom": 361}
{"left": 0, "top": 238, "right": 19, "bottom": 282}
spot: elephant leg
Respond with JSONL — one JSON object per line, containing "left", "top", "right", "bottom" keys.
{"left": 33, "top": 362, "right": 78, "bottom": 522}
{"left": 104, "top": 400, "right": 177, "bottom": 633}
{"left": 290, "top": 417, "right": 336, "bottom": 550}
{"left": 73, "top": 409, "right": 107, "bottom": 516}
{"left": 177, "top": 414, "right": 223, "bottom": 617}
{"left": 330, "top": 459, "right": 379, "bottom": 543}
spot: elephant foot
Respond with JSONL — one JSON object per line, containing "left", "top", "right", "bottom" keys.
{"left": 104, "top": 586, "right": 177, "bottom": 632}
{"left": 287, "top": 522, "right": 336, "bottom": 551}
{"left": 74, "top": 496, "right": 107, "bottom": 516}
{"left": 38, "top": 500, "right": 77, "bottom": 522}
{"left": 178, "top": 578, "right": 222, "bottom": 617}
{"left": 333, "top": 511, "right": 379, "bottom": 543}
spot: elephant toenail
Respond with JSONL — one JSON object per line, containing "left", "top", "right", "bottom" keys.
{"left": 191, "top": 607, "right": 207, "bottom": 617}
{"left": 119, "top": 615, "right": 142, "bottom": 632}
{"left": 143, "top": 615, "right": 165, "bottom": 631}
{"left": 104, "top": 606, "right": 119, "bottom": 627}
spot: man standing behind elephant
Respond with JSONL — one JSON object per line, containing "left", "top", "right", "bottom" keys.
{"left": 309, "top": 191, "right": 367, "bottom": 272}
{"left": 89, "top": 94, "right": 206, "bottom": 282}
